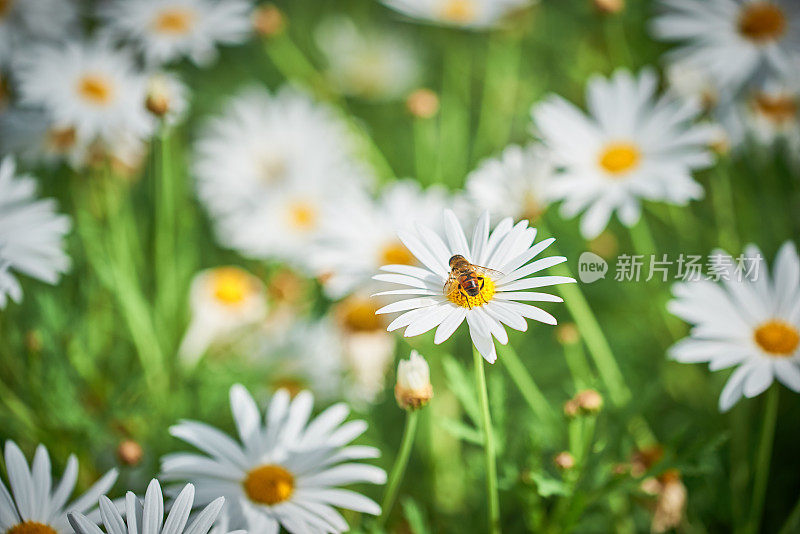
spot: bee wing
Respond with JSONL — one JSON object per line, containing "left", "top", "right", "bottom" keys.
{"left": 472, "top": 265, "right": 505, "bottom": 279}
{"left": 443, "top": 271, "right": 461, "bottom": 297}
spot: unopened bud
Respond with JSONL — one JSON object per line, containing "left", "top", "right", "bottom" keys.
{"left": 593, "top": 0, "right": 624, "bottom": 14}
{"left": 406, "top": 89, "right": 440, "bottom": 119}
{"left": 575, "top": 389, "right": 603, "bottom": 414}
{"left": 145, "top": 75, "right": 172, "bottom": 117}
{"left": 253, "top": 4, "right": 285, "bottom": 37}
{"left": 555, "top": 323, "right": 579, "bottom": 345}
{"left": 563, "top": 398, "right": 580, "bottom": 418}
{"left": 117, "top": 440, "right": 143, "bottom": 466}
{"left": 395, "top": 350, "right": 433, "bottom": 410}
{"left": 554, "top": 451, "right": 575, "bottom": 470}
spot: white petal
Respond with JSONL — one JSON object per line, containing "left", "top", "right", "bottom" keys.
{"left": 775, "top": 360, "right": 800, "bottom": 392}
{"left": 434, "top": 307, "right": 468, "bottom": 344}
{"left": 743, "top": 362, "right": 773, "bottom": 398}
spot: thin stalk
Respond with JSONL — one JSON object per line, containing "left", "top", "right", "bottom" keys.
{"left": 497, "top": 344, "right": 554, "bottom": 423}
{"left": 746, "top": 385, "right": 779, "bottom": 534}
{"left": 711, "top": 159, "right": 740, "bottom": 252}
{"left": 629, "top": 216, "right": 657, "bottom": 255}
{"left": 563, "top": 341, "right": 593, "bottom": 390}
{"left": 154, "top": 126, "right": 178, "bottom": 331}
{"left": 413, "top": 116, "right": 438, "bottom": 185}
{"left": 378, "top": 410, "right": 420, "bottom": 528}
{"left": 474, "top": 348, "right": 501, "bottom": 534}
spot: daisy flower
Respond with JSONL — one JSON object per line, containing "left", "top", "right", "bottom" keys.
{"left": 0, "top": 440, "right": 118, "bottom": 533}
{"left": 315, "top": 180, "right": 451, "bottom": 299}
{"left": 314, "top": 16, "right": 421, "bottom": 101}
{"left": 465, "top": 143, "right": 557, "bottom": 224}
{"left": 0, "top": 157, "right": 71, "bottom": 309}
{"left": 651, "top": 0, "right": 800, "bottom": 91}
{"left": 667, "top": 241, "right": 800, "bottom": 411}
{"left": 178, "top": 266, "right": 268, "bottom": 366}
{"left": 531, "top": 68, "right": 715, "bottom": 239}
{"left": 68, "top": 479, "right": 240, "bottom": 534}
{"left": 374, "top": 210, "right": 575, "bottom": 363}
{"left": 193, "top": 87, "right": 370, "bottom": 272}
{"left": 161, "top": 384, "right": 386, "bottom": 533}
{"left": 380, "top": 0, "right": 533, "bottom": 30}
{"left": 0, "top": 107, "right": 82, "bottom": 167}
{"left": 0, "top": 0, "right": 78, "bottom": 66}
{"left": 100, "top": 0, "right": 253, "bottom": 66}
{"left": 14, "top": 39, "right": 154, "bottom": 146}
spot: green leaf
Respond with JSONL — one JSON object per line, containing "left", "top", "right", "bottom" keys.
{"left": 402, "top": 498, "right": 431, "bottom": 534}
{"left": 437, "top": 416, "right": 483, "bottom": 446}
{"left": 442, "top": 355, "right": 480, "bottom": 425}
{"left": 530, "top": 472, "right": 570, "bottom": 498}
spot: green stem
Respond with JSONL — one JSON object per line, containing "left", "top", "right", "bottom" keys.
{"left": 778, "top": 494, "right": 800, "bottom": 534}
{"left": 711, "top": 158, "right": 740, "bottom": 252}
{"left": 746, "top": 385, "right": 779, "bottom": 534}
{"left": 474, "top": 348, "right": 501, "bottom": 534}
{"left": 629, "top": 216, "right": 657, "bottom": 255}
{"left": 437, "top": 37, "right": 471, "bottom": 187}
{"left": 378, "top": 410, "right": 420, "bottom": 528}
{"left": 563, "top": 340, "right": 593, "bottom": 390}
{"left": 497, "top": 344, "right": 554, "bottom": 423}
{"left": 154, "top": 126, "right": 177, "bottom": 331}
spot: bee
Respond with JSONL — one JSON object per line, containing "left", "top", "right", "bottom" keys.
{"left": 443, "top": 255, "right": 503, "bottom": 308}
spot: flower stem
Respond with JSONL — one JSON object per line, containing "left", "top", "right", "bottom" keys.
{"left": 378, "top": 409, "right": 420, "bottom": 528}
{"left": 778, "top": 493, "right": 800, "bottom": 534}
{"left": 474, "top": 347, "right": 501, "bottom": 534}
{"left": 711, "top": 157, "right": 740, "bottom": 252}
{"left": 746, "top": 385, "right": 779, "bottom": 534}
{"left": 497, "top": 344, "right": 554, "bottom": 423}
{"left": 154, "top": 126, "right": 178, "bottom": 334}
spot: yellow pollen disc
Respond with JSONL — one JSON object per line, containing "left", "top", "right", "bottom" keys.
{"left": 440, "top": 0, "right": 477, "bottom": 22}
{"left": 447, "top": 275, "right": 496, "bottom": 309}
{"left": 738, "top": 2, "right": 786, "bottom": 42}
{"left": 243, "top": 464, "right": 295, "bottom": 505}
{"left": 753, "top": 93, "right": 798, "bottom": 124}
{"left": 153, "top": 8, "right": 195, "bottom": 34}
{"left": 6, "top": 522, "right": 58, "bottom": 534}
{"left": 338, "top": 297, "right": 383, "bottom": 332}
{"left": 754, "top": 320, "right": 799, "bottom": 356}
{"left": 211, "top": 267, "right": 252, "bottom": 305}
{"left": 77, "top": 75, "right": 114, "bottom": 106}
{"left": 598, "top": 142, "right": 641, "bottom": 175}
{"left": 271, "top": 377, "right": 306, "bottom": 397}
{"left": 379, "top": 241, "right": 416, "bottom": 266}
{"left": 287, "top": 201, "right": 317, "bottom": 232}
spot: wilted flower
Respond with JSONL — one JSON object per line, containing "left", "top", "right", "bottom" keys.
{"left": 395, "top": 350, "right": 433, "bottom": 410}
{"left": 648, "top": 470, "right": 687, "bottom": 534}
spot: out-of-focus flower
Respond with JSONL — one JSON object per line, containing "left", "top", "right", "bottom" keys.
{"left": 100, "top": 0, "right": 253, "bottom": 66}
{"left": 406, "top": 88, "right": 440, "bottom": 118}
{"left": 252, "top": 3, "right": 285, "bottom": 37}
{"left": 161, "top": 384, "right": 386, "bottom": 532}
{"left": 14, "top": 40, "right": 154, "bottom": 147}
{"left": 395, "top": 350, "right": 433, "bottom": 410}
{"left": 531, "top": 68, "right": 715, "bottom": 239}
{"left": 0, "top": 0, "right": 79, "bottom": 66}
{"left": 645, "top": 469, "right": 687, "bottom": 534}
{"left": 69, "top": 480, "right": 237, "bottom": 534}
{"left": 380, "top": 0, "right": 534, "bottom": 30}
{"left": 315, "top": 16, "right": 421, "bottom": 101}
{"left": 554, "top": 451, "right": 575, "bottom": 470}
{"left": 0, "top": 107, "right": 81, "bottom": 167}
{"left": 665, "top": 61, "right": 720, "bottom": 111}
{"left": 0, "top": 157, "right": 71, "bottom": 309}
{"left": 668, "top": 241, "right": 800, "bottom": 411}
{"left": 593, "top": 0, "right": 624, "bottom": 15}
{"left": 178, "top": 266, "right": 267, "bottom": 366}
{"left": 466, "top": 144, "right": 557, "bottom": 224}
{"left": 651, "top": 0, "right": 800, "bottom": 91}
{"left": 145, "top": 71, "right": 190, "bottom": 123}
{"left": 0, "top": 440, "right": 118, "bottom": 533}
{"left": 193, "top": 87, "right": 370, "bottom": 272}
{"left": 374, "top": 210, "right": 574, "bottom": 363}
{"left": 315, "top": 180, "right": 451, "bottom": 298}
{"left": 117, "top": 439, "right": 144, "bottom": 466}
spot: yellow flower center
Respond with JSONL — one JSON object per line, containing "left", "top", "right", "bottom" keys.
{"left": 211, "top": 267, "right": 253, "bottom": 305}
{"left": 440, "top": 0, "right": 476, "bottom": 23}
{"left": 6, "top": 522, "right": 57, "bottom": 534}
{"left": 77, "top": 75, "right": 114, "bottom": 106}
{"left": 243, "top": 464, "right": 295, "bottom": 505}
{"left": 379, "top": 241, "right": 416, "bottom": 266}
{"left": 46, "top": 126, "right": 77, "bottom": 152}
{"left": 598, "top": 142, "right": 641, "bottom": 175}
{"left": 287, "top": 201, "right": 317, "bottom": 232}
{"left": 271, "top": 377, "right": 306, "bottom": 397}
{"left": 337, "top": 297, "right": 383, "bottom": 332}
{"left": 753, "top": 93, "right": 798, "bottom": 125}
{"left": 754, "top": 320, "right": 799, "bottom": 356}
{"left": 153, "top": 7, "right": 195, "bottom": 35}
{"left": 447, "top": 275, "right": 496, "bottom": 308}
{"left": 738, "top": 2, "right": 786, "bottom": 42}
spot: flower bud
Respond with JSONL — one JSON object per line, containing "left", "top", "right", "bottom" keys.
{"left": 145, "top": 76, "right": 171, "bottom": 117}
{"left": 555, "top": 323, "right": 580, "bottom": 345}
{"left": 395, "top": 350, "right": 433, "bottom": 410}
{"left": 563, "top": 398, "right": 580, "bottom": 418}
{"left": 117, "top": 440, "right": 143, "bottom": 466}
{"left": 253, "top": 4, "right": 285, "bottom": 37}
{"left": 575, "top": 389, "right": 603, "bottom": 414}
{"left": 406, "top": 89, "right": 440, "bottom": 119}
{"left": 554, "top": 451, "right": 575, "bottom": 470}
{"left": 593, "top": 0, "right": 624, "bottom": 14}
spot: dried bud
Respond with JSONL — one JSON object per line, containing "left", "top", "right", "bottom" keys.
{"left": 593, "top": 0, "right": 624, "bottom": 14}
{"left": 575, "top": 389, "right": 603, "bottom": 414}
{"left": 652, "top": 470, "right": 687, "bottom": 533}
{"left": 253, "top": 4, "right": 285, "bottom": 37}
{"left": 145, "top": 75, "right": 171, "bottom": 117}
{"left": 395, "top": 350, "right": 433, "bottom": 410}
{"left": 117, "top": 440, "right": 143, "bottom": 466}
{"left": 563, "top": 398, "right": 580, "bottom": 418}
{"left": 555, "top": 323, "right": 580, "bottom": 345}
{"left": 554, "top": 451, "right": 575, "bottom": 470}
{"left": 406, "top": 89, "right": 440, "bottom": 119}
